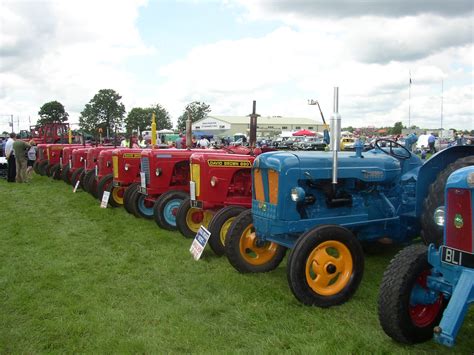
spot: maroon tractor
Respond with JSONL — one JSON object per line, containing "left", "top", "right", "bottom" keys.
{"left": 92, "top": 149, "right": 115, "bottom": 200}
{"left": 46, "top": 144, "right": 83, "bottom": 180}
{"left": 61, "top": 145, "right": 84, "bottom": 183}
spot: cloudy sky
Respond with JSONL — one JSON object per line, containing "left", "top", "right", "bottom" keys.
{"left": 0, "top": 0, "right": 472, "bottom": 133}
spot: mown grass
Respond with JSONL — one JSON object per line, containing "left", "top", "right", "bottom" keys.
{"left": 1, "top": 175, "right": 473, "bottom": 353}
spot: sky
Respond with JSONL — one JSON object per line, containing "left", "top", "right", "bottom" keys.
{"left": 0, "top": 0, "right": 473, "bottom": 133}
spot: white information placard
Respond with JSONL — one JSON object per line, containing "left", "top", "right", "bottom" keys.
{"left": 73, "top": 180, "right": 80, "bottom": 193}
{"left": 189, "top": 181, "right": 196, "bottom": 200}
{"left": 100, "top": 191, "right": 111, "bottom": 208}
{"left": 140, "top": 172, "right": 146, "bottom": 188}
{"left": 189, "top": 226, "right": 211, "bottom": 261}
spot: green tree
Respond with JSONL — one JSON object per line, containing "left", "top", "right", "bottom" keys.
{"left": 79, "top": 89, "right": 126, "bottom": 135}
{"left": 37, "top": 101, "right": 69, "bottom": 125}
{"left": 392, "top": 121, "right": 404, "bottom": 135}
{"left": 177, "top": 101, "right": 211, "bottom": 132}
{"left": 125, "top": 104, "right": 172, "bottom": 133}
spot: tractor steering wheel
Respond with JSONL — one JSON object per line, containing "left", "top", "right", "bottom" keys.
{"left": 375, "top": 139, "right": 411, "bottom": 160}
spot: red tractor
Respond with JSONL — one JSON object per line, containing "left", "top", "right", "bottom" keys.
{"left": 45, "top": 144, "right": 83, "bottom": 180}
{"left": 64, "top": 147, "right": 90, "bottom": 185}
{"left": 20, "top": 122, "right": 71, "bottom": 144}
{"left": 127, "top": 149, "right": 219, "bottom": 227}
{"left": 90, "top": 149, "right": 115, "bottom": 200}
{"left": 60, "top": 145, "right": 86, "bottom": 183}
{"left": 176, "top": 148, "right": 260, "bottom": 256}
{"left": 33, "top": 144, "right": 50, "bottom": 176}
{"left": 106, "top": 148, "right": 144, "bottom": 208}
{"left": 81, "top": 146, "right": 116, "bottom": 198}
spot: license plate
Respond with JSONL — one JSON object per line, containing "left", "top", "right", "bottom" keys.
{"left": 441, "top": 246, "right": 474, "bottom": 268}
{"left": 138, "top": 186, "right": 147, "bottom": 195}
{"left": 190, "top": 200, "right": 203, "bottom": 209}
{"left": 190, "top": 181, "right": 196, "bottom": 200}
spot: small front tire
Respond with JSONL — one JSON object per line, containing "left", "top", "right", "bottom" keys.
{"left": 207, "top": 205, "right": 246, "bottom": 256}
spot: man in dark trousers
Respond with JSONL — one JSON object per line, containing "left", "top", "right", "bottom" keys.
{"left": 4, "top": 132, "right": 16, "bottom": 182}
{"left": 13, "top": 138, "right": 31, "bottom": 183}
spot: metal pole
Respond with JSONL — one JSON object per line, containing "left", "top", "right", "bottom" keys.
{"left": 440, "top": 80, "right": 443, "bottom": 151}
{"left": 330, "top": 87, "right": 341, "bottom": 189}
{"left": 408, "top": 71, "right": 411, "bottom": 129}
{"left": 248, "top": 100, "right": 259, "bottom": 148}
{"left": 185, "top": 111, "right": 192, "bottom": 149}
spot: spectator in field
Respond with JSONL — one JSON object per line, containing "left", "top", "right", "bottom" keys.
{"left": 26, "top": 140, "right": 37, "bottom": 181}
{"left": 12, "top": 137, "right": 31, "bottom": 183}
{"left": 175, "top": 134, "right": 184, "bottom": 149}
{"left": 5, "top": 132, "right": 16, "bottom": 183}
{"left": 428, "top": 133, "right": 436, "bottom": 154}
{"left": 198, "top": 137, "right": 209, "bottom": 148}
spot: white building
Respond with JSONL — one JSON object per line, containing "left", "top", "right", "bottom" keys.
{"left": 192, "top": 115, "right": 326, "bottom": 139}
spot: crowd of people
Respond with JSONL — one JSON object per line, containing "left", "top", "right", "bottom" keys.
{"left": 1, "top": 132, "right": 37, "bottom": 183}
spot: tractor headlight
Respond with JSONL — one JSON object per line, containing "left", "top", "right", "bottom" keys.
{"left": 291, "top": 187, "right": 305, "bottom": 202}
{"left": 124, "top": 164, "right": 130, "bottom": 171}
{"left": 433, "top": 206, "right": 445, "bottom": 227}
{"left": 467, "top": 172, "right": 474, "bottom": 187}
{"left": 210, "top": 176, "right": 218, "bottom": 187}
{"left": 155, "top": 168, "right": 162, "bottom": 176}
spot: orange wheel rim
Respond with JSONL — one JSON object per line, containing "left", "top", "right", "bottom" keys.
{"left": 305, "top": 240, "right": 353, "bottom": 296}
{"left": 238, "top": 224, "right": 279, "bottom": 266}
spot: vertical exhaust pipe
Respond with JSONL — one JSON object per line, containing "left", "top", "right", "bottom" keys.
{"left": 330, "top": 87, "right": 341, "bottom": 192}
{"left": 249, "top": 100, "right": 259, "bottom": 148}
{"left": 186, "top": 110, "right": 193, "bottom": 149}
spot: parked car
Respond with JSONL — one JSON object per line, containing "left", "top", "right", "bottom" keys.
{"left": 296, "top": 137, "right": 327, "bottom": 151}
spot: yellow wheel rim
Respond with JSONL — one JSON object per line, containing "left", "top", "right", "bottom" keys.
{"left": 305, "top": 240, "right": 353, "bottom": 296}
{"left": 112, "top": 187, "right": 124, "bottom": 205}
{"left": 186, "top": 208, "right": 214, "bottom": 233}
{"left": 238, "top": 224, "right": 279, "bottom": 266}
{"left": 219, "top": 217, "right": 236, "bottom": 246}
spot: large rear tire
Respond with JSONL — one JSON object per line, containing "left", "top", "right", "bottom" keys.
{"left": 153, "top": 191, "right": 188, "bottom": 230}
{"left": 378, "top": 244, "right": 446, "bottom": 344}
{"left": 225, "top": 209, "right": 286, "bottom": 273}
{"left": 82, "top": 170, "right": 95, "bottom": 193}
{"left": 421, "top": 156, "right": 474, "bottom": 246}
{"left": 176, "top": 198, "right": 215, "bottom": 238}
{"left": 49, "top": 163, "right": 61, "bottom": 180}
{"left": 61, "top": 165, "right": 71, "bottom": 183}
{"left": 38, "top": 161, "right": 49, "bottom": 176}
{"left": 287, "top": 225, "right": 364, "bottom": 307}
{"left": 123, "top": 183, "right": 140, "bottom": 214}
{"left": 71, "top": 167, "right": 84, "bottom": 188}
{"left": 97, "top": 174, "right": 113, "bottom": 201}
{"left": 207, "top": 205, "right": 246, "bottom": 256}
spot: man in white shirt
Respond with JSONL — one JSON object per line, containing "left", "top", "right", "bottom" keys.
{"left": 198, "top": 137, "right": 209, "bottom": 148}
{"left": 5, "top": 132, "right": 16, "bottom": 182}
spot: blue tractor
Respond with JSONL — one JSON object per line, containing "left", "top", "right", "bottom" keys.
{"left": 224, "top": 88, "right": 474, "bottom": 307}
{"left": 378, "top": 166, "right": 474, "bottom": 347}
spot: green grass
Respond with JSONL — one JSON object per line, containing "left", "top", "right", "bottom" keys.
{"left": 1, "top": 176, "right": 473, "bottom": 353}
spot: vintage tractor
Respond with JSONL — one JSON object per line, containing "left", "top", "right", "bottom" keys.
{"left": 104, "top": 148, "right": 143, "bottom": 208}
{"left": 378, "top": 166, "right": 474, "bottom": 347}
{"left": 64, "top": 147, "right": 90, "bottom": 186}
{"left": 225, "top": 88, "right": 474, "bottom": 307}
{"left": 81, "top": 146, "right": 116, "bottom": 197}
{"left": 33, "top": 144, "right": 50, "bottom": 175}
{"left": 90, "top": 149, "right": 115, "bottom": 200}
{"left": 176, "top": 149, "right": 256, "bottom": 251}
{"left": 130, "top": 148, "right": 216, "bottom": 226}
{"left": 60, "top": 145, "right": 84, "bottom": 183}
{"left": 45, "top": 144, "right": 84, "bottom": 180}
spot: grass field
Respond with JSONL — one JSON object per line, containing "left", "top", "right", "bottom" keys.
{"left": 1, "top": 175, "right": 473, "bottom": 353}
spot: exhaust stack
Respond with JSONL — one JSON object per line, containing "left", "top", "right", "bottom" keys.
{"left": 186, "top": 111, "right": 193, "bottom": 149}
{"left": 248, "top": 100, "right": 259, "bottom": 148}
{"left": 330, "top": 87, "right": 341, "bottom": 189}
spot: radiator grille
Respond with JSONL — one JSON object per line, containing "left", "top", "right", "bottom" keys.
{"left": 141, "top": 157, "right": 150, "bottom": 184}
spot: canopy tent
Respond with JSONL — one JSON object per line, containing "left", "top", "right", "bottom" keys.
{"left": 292, "top": 129, "right": 316, "bottom": 137}
{"left": 157, "top": 129, "right": 174, "bottom": 134}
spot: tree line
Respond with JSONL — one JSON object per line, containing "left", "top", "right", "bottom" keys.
{"left": 36, "top": 88, "right": 211, "bottom": 135}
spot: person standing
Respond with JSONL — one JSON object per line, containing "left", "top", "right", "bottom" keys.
{"left": 26, "top": 140, "right": 37, "bottom": 181}
{"left": 175, "top": 134, "right": 184, "bottom": 149}
{"left": 12, "top": 138, "right": 31, "bottom": 183}
{"left": 5, "top": 132, "right": 16, "bottom": 182}
{"left": 198, "top": 136, "right": 209, "bottom": 148}
{"left": 428, "top": 133, "right": 437, "bottom": 154}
